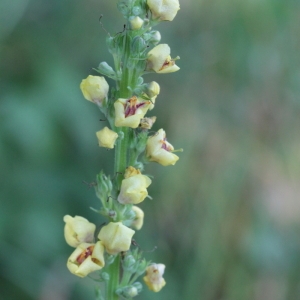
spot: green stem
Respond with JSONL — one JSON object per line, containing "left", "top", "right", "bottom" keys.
{"left": 108, "top": 25, "right": 134, "bottom": 300}
{"left": 106, "top": 255, "right": 121, "bottom": 300}
{"left": 114, "top": 126, "right": 129, "bottom": 189}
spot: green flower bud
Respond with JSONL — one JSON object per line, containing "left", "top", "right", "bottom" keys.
{"left": 122, "top": 254, "right": 136, "bottom": 271}
{"left": 144, "top": 31, "right": 161, "bottom": 46}
{"left": 135, "top": 258, "right": 149, "bottom": 276}
{"left": 132, "top": 6, "right": 142, "bottom": 16}
{"left": 137, "top": 77, "right": 144, "bottom": 85}
{"left": 131, "top": 37, "right": 147, "bottom": 54}
{"left": 101, "top": 272, "right": 110, "bottom": 281}
{"left": 97, "top": 62, "right": 116, "bottom": 79}
{"left": 95, "top": 171, "right": 113, "bottom": 203}
{"left": 132, "top": 282, "right": 143, "bottom": 293}
{"left": 116, "top": 286, "right": 139, "bottom": 298}
{"left": 117, "top": 1, "right": 130, "bottom": 17}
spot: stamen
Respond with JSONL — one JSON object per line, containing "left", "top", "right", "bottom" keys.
{"left": 124, "top": 96, "right": 148, "bottom": 117}
{"left": 76, "top": 245, "right": 95, "bottom": 264}
{"left": 159, "top": 59, "right": 175, "bottom": 71}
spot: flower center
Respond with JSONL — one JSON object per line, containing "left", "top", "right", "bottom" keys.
{"left": 161, "top": 138, "right": 173, "bottom": 152}
{"left": 159, "top": 57, "right": 175, "bottom": 71}
{"left": 76, "top": 245, "right": 95, "bottom": 264}
{"left": 124, "top": 96, "right": 147, "bottom": 117}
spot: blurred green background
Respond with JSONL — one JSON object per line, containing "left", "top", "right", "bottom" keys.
{"left": 1, "top": 0, "right": 300, "bottom": 299}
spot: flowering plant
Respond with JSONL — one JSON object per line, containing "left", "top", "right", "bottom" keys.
{"left": 63, "top": 0, "right": 181, "bottom": 298}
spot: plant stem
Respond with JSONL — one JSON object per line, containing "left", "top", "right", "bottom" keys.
{"left": 108, "top": 27, "right": 133, "bottom": 299}
{"left": 106, "top": 255, "right": 121, "bottom": 300}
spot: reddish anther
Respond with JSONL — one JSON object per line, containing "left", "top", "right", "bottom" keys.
{"left": 76, "top": 245, "right": 95, "bottom": 264}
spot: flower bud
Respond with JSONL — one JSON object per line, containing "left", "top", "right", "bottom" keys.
{"left": 131, "top": 37, "right": 147, "bottom": 54}
{"left": 98, "top": 222, "right": 135, "bottom": 255}
{"left": 101, "top": 272, "right": 110, "bottom": 281}
{"left": 133, "top": 282, "right": 143, "bottom": 293}
{"left": 114, "top": 96, "right": 151, "bottom": 128}
{"left": 146, "top": 129, "right": 179, "bottom": 166}
{"left": 147, "top": 0, "right": 180, "bottom": 21}
{"left": 122, "top": 254, "right": 136, "bottom": 271}
{"left": 132, "top": 6, "right": 142, "bottom": 16}
{"left": 67, "top": 241, "right": 105, "bottom": 277}
{"left": 124, "top": 166, "right": 141, "bottom": 178}
{"left": 146, "top": 44, "right": 180, "bottom": 74}
{"left": 118, "top": 173, "right": 152, "bottom": 205}
{"left": 146, "top": 81, "right": 160, "bottom": 98}
{"left": 129, "top": 16, "right": 144, "bottom": 30}
{"left": 63, "top": 215, "right": 96, "bottom": 247}
{"left": 131, "top": 206, "right": 144, "bottom": 230}
{"left": 140, "top": 116, "right": 157, "bottom": 129}
{"left": 95, "top": 171, "right": 113, "bottom": 203}
{"left": 143, "top": 263, "right": 166, "bottom": 292}
{"left": 144, "top": 30, "right": 161, "bottom": 45}
{"left": 98, "top": 62, "right": 116, "bottom": 78}
{"left": 116, "top": 286, "right": 139, "bottom": 298}
{"left": 80, "top": 75, "right": 109, "bottom": 105}
{"left": 144, "top": 81, "right": 160, "bottom": 110}
{"left": 96, "top": 127, "right": 118, "bottom": 149}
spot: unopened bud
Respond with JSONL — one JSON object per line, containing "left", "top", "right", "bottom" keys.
{"left": 132, "top": 282, "right": 143, "bottom": 293}
{"left": 98, "top": 62, "right": 116, "bottom": 78}
{"left": 132, "top": 6, "right": 142, "bottom": 16}
{"left": 146, "top": 81, "right": 160, "bottom": 97}
{"left": 140, "top": 116, "right": 157, "bottom": 130}
{"left": 146, "top": 31, "right": 161, "bottom": 45}
{"left": 123, "top": 254, "right": 136, "bottom": 271}
{"left": 131, "top": 36, "right": 147, "bottom": 53}
{"left": 129, "top": 16, "right": 144, "bottom": 30}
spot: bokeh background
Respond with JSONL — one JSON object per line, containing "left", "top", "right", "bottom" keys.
{"left": 1, "top": 0, "right": 300, "bottom": 299}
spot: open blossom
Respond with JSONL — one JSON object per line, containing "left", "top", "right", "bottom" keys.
{"left": 114, "top": 96, "right": 151, "bottom": 128}
{"left": 96, "top": 126, "right": 118, "bottom": 149}
{"left": 67, "top": 241, "right": 105, "bottom": 278}
{"left": 63, "top": 215, "right": 96, "bottom": 248}
{"left": 143, "top": 263, "right": 166, "bottom": 292}
{"left": 80, "top": 75, "right": 109, "bottom": 105}
{"left": 146, "top": 129, "right": 179, "bottom": 166}
{"left": 147, "top": 0, "right": 180, "bottom": 21}
{"left": 146, "top": 44, "right": 179, "bottom": 74}
{"left": 118, "top": 167, "right": 152, "bottom": 205}
{"left": 98, "top": 222, "right": 135, "bottom": 255}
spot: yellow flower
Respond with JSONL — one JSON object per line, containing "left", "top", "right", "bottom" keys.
{"left": 96, "top": 127, "right": 118, "bottom": 149}
{"left": 114, "top": 96, "right": 151, "bottom": 128}
{"left": 129, "top": 16, "right": 144, "bottom": 30}
{"left": 63, "top": 215, "right": 96, "bottom": 248}
{"left": 146, "top": 129, "right": 179, "bottom": 166}
{"left": 118, "top": 172, "right": 152, "bottom": 205}
{"left": 147, "top": 0, "right": 180, "bottom": 21}
{"left": 146, "top": 44, "right": 179, "bottom": 74}
{"left": 146, "top": 81, "right": 160, "bottom": 98}
{"left": 124, "top": 166, "right": 142, "bottom": 178}
{"left": 143, "top": 263, "right": 166, "bottom": 292}
{"left": 131, "top": 206, "right": 144, "bottom": 230}
{"left": 145, "top": 81, "right": 160, "bottom": 110}
{"left": 67, "top": 241, "right": 105, "bottom": 278}
{"left": 80, "top": 75, "right": 109, "bottom": 105}
{"left": 98, "top": 222, "right": 135, "bottom": 255}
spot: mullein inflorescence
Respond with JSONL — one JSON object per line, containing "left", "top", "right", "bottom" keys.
{"left": 63, "top": 0, "right": 181, "bottom": 298}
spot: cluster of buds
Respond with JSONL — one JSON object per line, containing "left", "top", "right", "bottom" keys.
{"left": 64, "top": 0, "right": 180, "bottom": 297}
